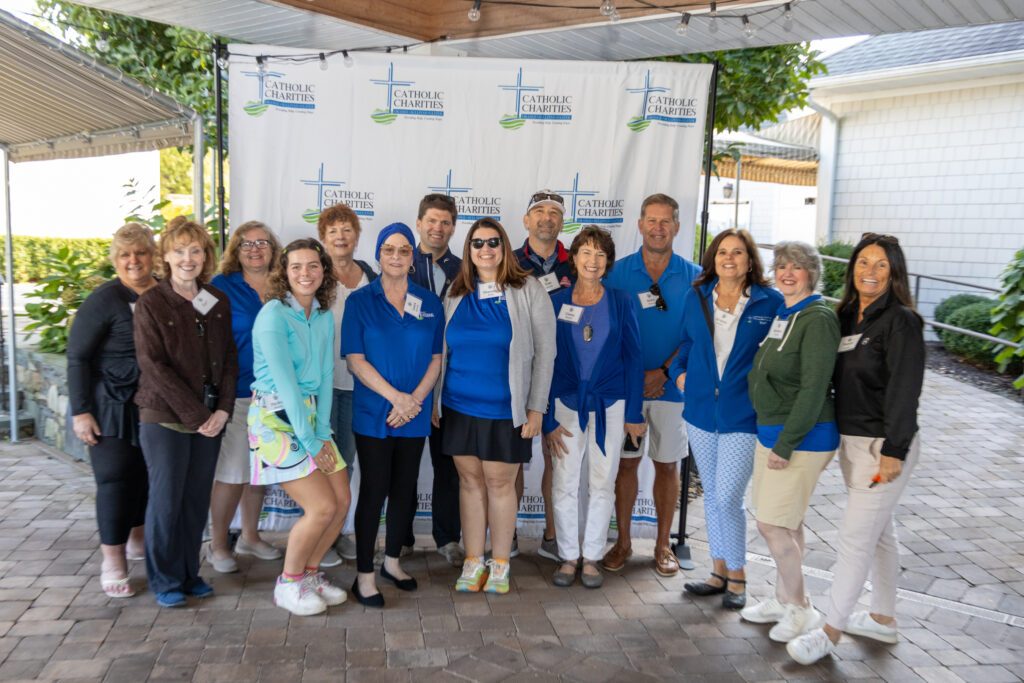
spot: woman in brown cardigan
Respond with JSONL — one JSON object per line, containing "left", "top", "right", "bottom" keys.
{"left": 134, "top": 217, "right": 238, "bottom": 608}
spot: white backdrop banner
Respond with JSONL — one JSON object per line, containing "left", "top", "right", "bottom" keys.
{"left": 229, "top": 47, "right": 712, "bottom": 539}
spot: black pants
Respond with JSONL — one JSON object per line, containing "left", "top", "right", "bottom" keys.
{"left": 354, "top": 433, "right": 424, "bottom": 573}
{"left": 88, "top": 435, "right": 148, "bottom": 546}
{"left": 405, "top": 421, "right": 461, "bottom": 547}
{"left": 139, "top": 423, "right": 221, "bottom": 594}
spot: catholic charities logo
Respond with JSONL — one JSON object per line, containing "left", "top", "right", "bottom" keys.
{"left": 558, "top": 174, "right": 624, "bottom": 234}
{"left": 625, "top": 70, "right": 699, "bottom": 132}
{"left": 427, "top": 170, "right": 502, "bottom": 222}
{"left": 241, "top": 68, "right": 316, "bottom": 117}
{"left": 299, "top": 163, "right": 375, "bottom": 224}
{"left": 497, "top": 68, "right": 573, "bottom": 130}
{"left": 370, "top": 62, "right": 445, "bottom": 125}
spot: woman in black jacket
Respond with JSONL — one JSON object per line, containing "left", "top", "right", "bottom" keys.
{"left": 787, "top": 233, "right": 925, "bottom": 664}
{"left": 68, "top": 223, "right": 158, "bottom": 598}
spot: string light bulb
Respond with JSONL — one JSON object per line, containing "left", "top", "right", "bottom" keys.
{"left": 675, "top": 13, "right": 690, "bottom": 36}
{"left": 742, "top": 15, "right": 755, "bottom": 38}
{"left": 609, "top": 9, "right": 621, "bottom": 22}
{"left": 319, "top": 52, "right": 328, "bottom": 70}
{"left": 342, "top": 49, "right": 354, "bottom": 67}
{"left": 216, "top": 55, "right": 228, "bottom": 71}
{"left": 468, "top": 0, "right": 481, "bottom": 22}
{"left": 600, "top": 1, "right": 615, "bottom": 17}
{"left": 95, "top": 33, "right": 109, "bottom": 52}
{"left": 256, "top": 56, "right": 267, "bottom": 75}
{"left": 708, "top": 2, "right": 718, "bottom": 33}
{"left": 783, "top": 2, "right": 794, "bottom": 30}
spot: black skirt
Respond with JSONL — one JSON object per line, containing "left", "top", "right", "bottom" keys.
{"left": 441, "top": 405, "right": 533, "bottom": 464}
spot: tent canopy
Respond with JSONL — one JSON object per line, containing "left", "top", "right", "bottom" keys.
{"left": 0, "top": 9, "right": 195, "bottom": 163}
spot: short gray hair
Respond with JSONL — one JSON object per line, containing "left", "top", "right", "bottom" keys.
{"left": 771, "top": 241, "right": 822, "bottom": 293}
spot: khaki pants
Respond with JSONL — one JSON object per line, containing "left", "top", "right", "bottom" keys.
{"left": 826, "top": 433, "right": 920, "bottom": 630}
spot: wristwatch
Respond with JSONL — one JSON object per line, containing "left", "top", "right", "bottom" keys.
{"left": 660, "top": 363, "right": 670, "bottom": 379}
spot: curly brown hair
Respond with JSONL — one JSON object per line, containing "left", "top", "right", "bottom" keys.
{"left": 265, "top": 238, "right": 337, "bottom": 310}
{"left": 157, "top": 216, "right": 218, "bottom": 283}
{"left": 218, "top": 221, "right": 282, "bottom": 275}
{"left": 693, "top": 229, "right": 768, "bottom": 289}
{"left": 568, "top": 225, "right": 616, "bottom": 277}
{"left": 447, "top": 218, "right": 528, "bottom": 298}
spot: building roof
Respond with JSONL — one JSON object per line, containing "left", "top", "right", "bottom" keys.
{"left": 824, "top": 20, "right": 1024, "bottom": 76}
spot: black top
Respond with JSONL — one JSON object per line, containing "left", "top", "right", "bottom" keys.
{"left": 834, "top": 290, "right": 925, "bottom": 460}
{"left": 66, "top": 278, "right": 144, "bottom": 445}
{"left": 355, "top": 259, "right": 379, "bottom": 284}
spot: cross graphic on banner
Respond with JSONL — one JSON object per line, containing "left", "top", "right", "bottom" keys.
{"left": 300, "top": 163, "right": 344, "bottom": 211}
{"left": 556, "top": 174, "right": 598, "bottom": 223}
{"left": 240, "top": 70, "right": 284, "bottom": 102}
{"left": 370, "top": 63, "right": 414, "bottom": 114}
{"left": 498, "top": 68, "right": 543, "bottom": 118}
{"left": 427, "top": 169, "right": 471, "bottom": 196}
{"left": 626, "top": 70, "right": 670, "bottom": 122}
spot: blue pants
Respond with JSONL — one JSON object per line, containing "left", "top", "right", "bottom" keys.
{"left": 686, "top": 423, "right": 756, "bottom": 571}
{"left": 140, "top": 423, "right": 221, "bottom": 594}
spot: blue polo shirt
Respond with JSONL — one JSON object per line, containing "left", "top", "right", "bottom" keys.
{"left": 441, "top": 287, "right": 513, "bottom": 420}
{"left": 340, "top": 279, "right": 444, "bottom": 439}
{"left": 604, "top": 250, "right": 700, "bottom": 403}
{"left": 211, "top": 270, "right": 263, "bottom": 398}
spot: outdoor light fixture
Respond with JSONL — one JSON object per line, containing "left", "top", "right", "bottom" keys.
{"left": 675, "top": 13, "right": 690, "bottom": 36}
{"left": 342, "top": 49, "right": 354, "bottom": 67}
{"left": 723, "top": 182, "right": 734, "bottom": 199}
{"left": 783, "top": 2, "right": 794, "bottom": 29}
{"left": 708, "top": 2, "right": 719, "bottom": 33}
{"left": 319, "top": 52, "right": 328, "bottom": 70}
{"left": 256, "top": 56, "right": 267, "bottom": 75}
{"left": 743, "top": 15, "right": 755, "bottom": 38}
{"left": 600, "top": 1, "right": 615, "bottom": 17}
{"left": 468, "top": 0, "right": 481, "bottom": 22}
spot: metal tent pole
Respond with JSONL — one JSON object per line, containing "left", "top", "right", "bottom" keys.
{"left": 213, "top": 38, "right": 227, "bottom": 250}
{"left": 192, "top": 113, "right": 205, "bottom": 227}
{"left": 1, "top": 145, "right": 19, "bottom": 442}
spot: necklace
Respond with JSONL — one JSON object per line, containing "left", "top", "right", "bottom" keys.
{"left": 582, "top": 304, "right": 597, "bottom": 342}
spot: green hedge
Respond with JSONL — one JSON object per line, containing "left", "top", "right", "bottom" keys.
{"left": 0, "top": 237, "right": 110, "bottom": 282}
{"left": 935, "top": 294, "right": 994, "bottom": 324}
{"left": 941, "top": 302, "right": 996, "bottom": 366}
{"left": 818, "top": 241, "right": 855, "bottom": 299}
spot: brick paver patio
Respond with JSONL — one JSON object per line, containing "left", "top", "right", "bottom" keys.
{"left": 0, "top": 369, "right": 1022, "bottom": 681}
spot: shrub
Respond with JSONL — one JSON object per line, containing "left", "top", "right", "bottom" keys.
{"left": 817, "top": 241, "right": 854, "bottom": 299}
{"left": 22, "top": 247, "right": 112, "bottom": 354}
{"left": 935, "top": 294, "right": 994, "bottom": 324}
{"left": 0, "top": 236, "right": 110, "bottom": 282}
{"left": 940, "top": 302, "right": 996, "bottom": 366}
{"left": 990, "top": 246, "right": 1024, "bottom": 389}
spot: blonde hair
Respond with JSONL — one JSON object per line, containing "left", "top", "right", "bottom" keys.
{"left": 108, "top": 222, "right": 156, "bottom": 264}
{"left": 157, "top": 216, "right": 218, "bottom": 283}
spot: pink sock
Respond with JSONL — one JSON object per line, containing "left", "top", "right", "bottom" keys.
{"left": 279, "top": 571, "right": 304, "bottom": 583}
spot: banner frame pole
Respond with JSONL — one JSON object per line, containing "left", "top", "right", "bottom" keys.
{"left": 213, "top": 37, "right": 227, "bottom": 251}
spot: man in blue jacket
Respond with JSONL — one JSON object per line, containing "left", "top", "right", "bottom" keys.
{"left": 603, "top": 194, "right": 700, "bottom": 578}
{"left": 407, "top": 193, "right": 463, "bottom": 566}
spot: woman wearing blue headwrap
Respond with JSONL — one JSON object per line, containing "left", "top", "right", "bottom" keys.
{"left": 340, "top": 222, "right": 444, "bottom": 607}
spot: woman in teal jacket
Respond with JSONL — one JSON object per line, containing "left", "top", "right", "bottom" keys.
{"left": 250, "top": 238, "right": 349, "bottom": 617}
{"left": 669, "top": 229, "right": 782, "bottom": 609}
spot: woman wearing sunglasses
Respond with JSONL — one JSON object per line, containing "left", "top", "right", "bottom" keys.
{"left": 341, "top": 222, "right": 444, "bottom": 607}
{"left": 433, "top": 219, "right": 555, "bottom": 594}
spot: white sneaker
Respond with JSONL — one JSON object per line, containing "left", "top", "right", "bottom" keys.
{"left": 305, "top": 572, "right": 347, "bottom": 606}
{"left": 334, "top": 535, "right": 357, "bottom": 560}
{"left": 787, "top": 628, "right": 835, "bottom": 665}
{"left": 274, "top": 578, "right": 326, "bottom": 616}
{"left": 319, "top": 548, "right": 343, "bottom": 568}
{"left": 436, "top": 542, "right": 465, "bottom": 567}
{"left": 741, "top": 598, "right": 786, "bottom": 624}
{"left": 845, "top": 610, "right": 898, "bottom": 644}
{"left": 769, "top": 603, "right": 824, "bottom": 643}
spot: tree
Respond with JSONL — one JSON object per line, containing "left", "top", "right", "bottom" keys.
{"left": 663, "top": 44, "right": 827, "bottom": 132}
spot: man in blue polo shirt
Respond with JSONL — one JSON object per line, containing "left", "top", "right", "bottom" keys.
{"left": 407, "top": 193, "right": 464, "bottom": 566}
{"left": 602, "top": 193, "right": 700, "bottom": 578}
{"left": 512, "top": 189, "right": 574, "bottom": 561}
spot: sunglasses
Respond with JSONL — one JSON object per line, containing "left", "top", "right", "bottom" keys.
{"left": 530, "top": 191, "right": 564, "bottom": 205}
{"left": 380, "top": 245, "right": 414, "bottom": 257}
{"left": 470, "top": 237, "right": 501, "bottom": 249}
{"left": 861, "top": 232, "right": 899, "bottom": 245}
{"left": 240, "top": 239, "right": 271, "bottom": 251}
{"left": 649, "top": 283, "right": 667, "bottom": 311}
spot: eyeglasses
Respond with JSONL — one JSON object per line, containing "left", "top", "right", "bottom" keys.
{"left": 240, "top": 239, "right": 271, "bottom": 252}
{"left": 649, "top": 283, "right": 667, "bottom": 311}
{"left": 380, "top": 245, "right": 414, "bottom": 257}
{"left": 530, "top": 191, "right": 564, "bottom": 205}
{"left": 861, "top": 232, "right": 899, "bottom": 245}
{"left": 470, "top": 237, "right": 501, "bottom": 249}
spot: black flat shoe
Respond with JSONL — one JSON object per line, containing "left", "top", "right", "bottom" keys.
{"left": 722, "top": 578, "right": 747, "bottom": 609}
{"left": 351, "top": 579, "right": 384, "bottom": 608}
{"left": 683, "top": 572, "right": 727, "bottom": 597}
{"left": 380, "top": 565, "right": 418, "bottom": 591}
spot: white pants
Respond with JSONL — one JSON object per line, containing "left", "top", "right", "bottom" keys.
{"left": 826, "top": 433, "right": 920, "bottom": 629}
{"left": 551, "top": 398, "right": 624, "bottom": 562}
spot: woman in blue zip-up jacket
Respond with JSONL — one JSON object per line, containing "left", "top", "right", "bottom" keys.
{"left": 543, "top": 226, "right": 646, "bottom": 589}
{"left": 250, "top": 238, "right": 349, "bottom": 617}
{"left": 668, "top": 229, "right": 781, "bottom": 609}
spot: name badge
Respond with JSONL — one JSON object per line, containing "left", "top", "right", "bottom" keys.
{"left": 714, "top": 308, "right": 735, "bottom": 327}
{"left": 259, "top": 392, "right": 284, "bottom": 411}
{"left": 192, "top": 289, "right": 217, "bottom": 315}
{"left": 478, "top": 282, "right": 501, "bottom": 299}
{"left": 638, "top": 291, "right": 659, "bottom": 309}
{"left": 129, "top": 302, "right": 136, "bottom": 314}
{"left": 404, "top": 294, "right": 422, "bottom": 318}
{"left": 838, "top": 334, "right": 863, "bottom": 353}
{"left": 557, "top": 304, "right": 583, "bottom": 323}
{"left": 539, "top": 272, "right": 560, "bottom": 292}
{"left": 767, "top": 318, "right": 788, "bottom": 340}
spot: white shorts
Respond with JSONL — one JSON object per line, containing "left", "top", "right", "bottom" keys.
{"left": 213, "top": 397, "right": 252, "bottom": 485}
{"left": 620, "top": 400, "right": 687, "bottom": 463}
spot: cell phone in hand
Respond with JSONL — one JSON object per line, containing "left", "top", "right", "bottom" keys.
{"left": 623, "top": 434, "right": 643, "bottom": 452}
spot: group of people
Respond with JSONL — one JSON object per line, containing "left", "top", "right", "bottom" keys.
{"left": 68, "top": 186, "right": 923, "bottom": 666}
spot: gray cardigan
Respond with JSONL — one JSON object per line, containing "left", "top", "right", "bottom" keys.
{"left": 435, "top": 276, "right": 556, "bottom": 427}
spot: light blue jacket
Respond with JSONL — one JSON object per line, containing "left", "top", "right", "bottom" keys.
{"left": 251, "top": 296, "right": 334, "bottom": 455}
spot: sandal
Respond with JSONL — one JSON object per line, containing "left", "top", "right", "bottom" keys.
{"left": 552, "top": 559, "right": 578, "bottom": 588}
{"left": 722, "top": 577, "right": 747, "bottom": 609}
{"left": 683, "top": 572, "right": 727, "bottom": 597}
{"left": 100, "top": 575, "right": 135, "bottom": 599}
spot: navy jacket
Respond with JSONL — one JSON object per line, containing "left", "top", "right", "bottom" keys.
{"left": 669, "top": 279, "right": 783, "bottom": 434}
{"left": 543, "top": 285, "right": 644, "bottom": 453}
{"left": 411, "top": 246, "right": 460, "bottom": 298}
{"left": 514, "top": 239, "right": 574, "bottom": 294}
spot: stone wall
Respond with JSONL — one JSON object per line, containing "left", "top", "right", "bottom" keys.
{"left": 14, "top": 346, "right": 86, "bottom": 462}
